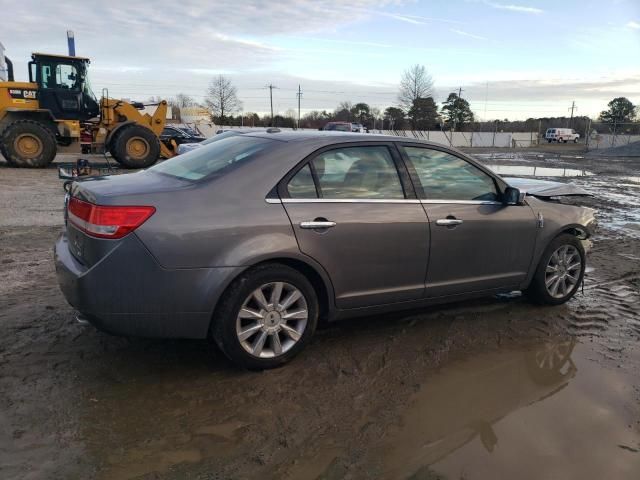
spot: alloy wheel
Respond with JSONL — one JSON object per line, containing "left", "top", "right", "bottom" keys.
{"left": 545, "top": 245, "right": 582, "bottom": 299}
{"left": 235, "top": 282, "right": 308, "bottom": 358}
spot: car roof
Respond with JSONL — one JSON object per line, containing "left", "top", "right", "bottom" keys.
{"left": 242, "top": 130, "right": 443, "bottom": 147}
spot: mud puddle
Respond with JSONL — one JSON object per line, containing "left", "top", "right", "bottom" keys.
{"left": 359, "top": 341, "right": 640, "bottom": 480}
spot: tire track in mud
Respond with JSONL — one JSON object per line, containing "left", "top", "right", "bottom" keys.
{"left": 564, "top": 276, "right": 640, "bottom": 340}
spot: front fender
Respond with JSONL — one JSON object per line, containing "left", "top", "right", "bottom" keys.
{"left": 522, "top": 198, "right": 596, "bottom": 288}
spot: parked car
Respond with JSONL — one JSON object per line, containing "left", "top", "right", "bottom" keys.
{"left": 55, "top": 132, "right": 595, "bottom": 369}
{"left": 159, "top": 125, "right": 206, "bottom": 151}
{"left": 351, "top": 122, "right": 365, "bottom": 133}
{"left": 323, "top": 121, "right": 353, "bottom": 132}
{"left": 177, "top": 128, "right": 273, "bottom": 155}
{"left": 545, "top": 128, "right": 580, "bottom": 143}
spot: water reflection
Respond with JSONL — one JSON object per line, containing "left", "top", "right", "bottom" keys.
{"left": 373, "top": 338, "right": 577, "bottom": 478}
{"left": 486, "top": 165, "right": 593, "bottom": 177}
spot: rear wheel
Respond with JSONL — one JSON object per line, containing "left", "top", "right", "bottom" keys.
{"left": 211, "top": 264, "right": 318, "bottom": 369}
{"left": 111, "top": 125, "right": 160, "bottom": 169}
{"left": 0, "top": 120, "right": 57, "bottom": 168}
{"left": 525, "top": 234, "right": 585, "bottom": 305}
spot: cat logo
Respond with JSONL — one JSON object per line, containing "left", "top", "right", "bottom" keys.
{"left": 8, "top": 89, "right": 38, "bottom": 100}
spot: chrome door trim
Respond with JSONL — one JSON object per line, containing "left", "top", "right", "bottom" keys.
{"left": 421, "top": 199, "right": 502, "bottom": 205}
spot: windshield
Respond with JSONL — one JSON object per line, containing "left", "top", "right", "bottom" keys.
{"left": 150, "top": 135, "right": 272, "bottom": 181}
{"left": 201, "top": 130, "right": 241, "bottom": 146}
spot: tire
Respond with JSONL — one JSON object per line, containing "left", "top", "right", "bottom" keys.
{"left": 574, "top": 138, "right": 579, "bottom": 143}
{"left": 525, "top": 233, "right": 586, "bottom": 305}
{"left": 0, "top": 120, "right": 57, "bottom": 168}
{"left": 111, "top": 124, "right": 160, "bottom": 168}
{"left": 107, "top": 128, "right": 123, "bottom": 164}
{"left": 0, "top": 143, "right": 13, "bottom": 165}
{"left": 211, "top": 264, "right": 319, "bottom": 369}
{"left": 547, "top": 139, "right": 552, "bottom": 143}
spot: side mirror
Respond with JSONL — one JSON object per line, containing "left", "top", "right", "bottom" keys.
{"left": 504, "top": 186, "right": 525, "bottom": 205}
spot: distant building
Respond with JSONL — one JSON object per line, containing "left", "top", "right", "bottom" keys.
{"left": 180, "top": 107, "right": 211, "bottom": 124}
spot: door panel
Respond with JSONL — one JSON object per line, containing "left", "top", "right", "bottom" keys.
{"left": 423, "top": 202, "right": 537, "bottom": 297}
{"left": 280, "top": 143, "right": 430, "bottom": 309}
{"left": 399, "top": 144, "right": 538, "bottom": 297}
{"left": 283, "top": 201, "right": 430, "bottom": 308}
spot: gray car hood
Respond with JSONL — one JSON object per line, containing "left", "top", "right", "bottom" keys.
{"left": 503, "top": 177, "right": 591, "bottom": 198}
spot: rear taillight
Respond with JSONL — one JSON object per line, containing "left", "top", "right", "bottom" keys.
{"left": 67, "top": 197, "right": 155, "bottom": 239}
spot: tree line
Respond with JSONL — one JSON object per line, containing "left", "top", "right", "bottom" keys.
{"left": 165, "top": 66, "right": 638, "bottom": 134}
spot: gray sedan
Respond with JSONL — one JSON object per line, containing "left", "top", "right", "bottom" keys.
{"left": 55, "top": 132, "right": 595, "bottom": 369}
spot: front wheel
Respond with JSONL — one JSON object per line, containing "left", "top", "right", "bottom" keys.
{"left": 574, "top": 138, "right": 579, "bottom": 143}
{"left": 525, "top": 234, "right": 585, "bottom": 305}
{"left": 211, "top": 264, "right": 319, "bottom": 369}
{"left": 111, "top": 125, "right": 160, "bottom": 169}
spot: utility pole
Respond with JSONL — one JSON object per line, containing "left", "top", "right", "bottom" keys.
{"left": 266, "top": 84, "right": 278, "bottom": 126}
{"left": 568, "top": 101, "right": 577, "bottom": 127}
{"left": 296, "top": 85, "right": 302, "bottom": 130}
{"left": 458, "top": 86, "right": 464, "bottom": 98}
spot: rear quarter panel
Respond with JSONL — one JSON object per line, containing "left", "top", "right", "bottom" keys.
{"left": 132, "top": 140, "right": 326, "bottom": 269}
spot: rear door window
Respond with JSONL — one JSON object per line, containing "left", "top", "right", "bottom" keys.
{"left": 402, "top": 146, "right": 498, "bottom": 201}
{"left": 309, "top": 146, "right": 404, "bottom": 199}
{"left": 287, "top": 164, "right": 318, "bottom": 198}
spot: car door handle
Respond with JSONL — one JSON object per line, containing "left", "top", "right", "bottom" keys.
{"left": 300, "top": 220, "right": 337, "bottom": 229}
{"left": 436, "top": 218, "right": 463, "bottom": 226}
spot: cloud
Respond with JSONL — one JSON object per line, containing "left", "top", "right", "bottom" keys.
{"left": 484, "top": 1, "right": 544, "bottom": 14}
{"left": 450, "top": 29, "right": 488, "bottom": 41}
{"left": 626, "top": 21, "right": 640, "bottom": 30}
{"left": 380, "top": 12, "right": 466, "bottom": 25}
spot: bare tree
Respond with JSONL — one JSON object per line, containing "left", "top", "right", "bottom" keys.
{"left": 173, "top": 93, "right": 195, "bottom": 108}
{"left": 398, "top": 64, "right": 434, "bottom": 112}
{"left": 205, "top": 75, "right": 241, "bottom": 125}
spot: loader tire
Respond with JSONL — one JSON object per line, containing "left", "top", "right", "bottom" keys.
{"left": 0, "top": 143, "right": 12, "bottom": 165}
{"left": 111, "top": 125, "right": 160, "bottom": 169}
{"left": 1, "top": 120, "right": 57, "bottom": 168}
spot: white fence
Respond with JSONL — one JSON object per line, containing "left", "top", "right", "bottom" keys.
{"left": 185, "top": 123, "right": 540, "bottom": 148}
{"left": 587, "top": 134, "right": 640, "bottom": 150}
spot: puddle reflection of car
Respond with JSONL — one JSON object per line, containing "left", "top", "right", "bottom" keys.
{"left": 374, "top": 338, "right": 577, "bottom": 478}
{"left": 55, "top": 133, "right": 596, "bottom": 369}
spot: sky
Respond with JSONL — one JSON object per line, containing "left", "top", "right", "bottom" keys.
{"left": 1, "top": 0, "right": 639, "bottom": 120}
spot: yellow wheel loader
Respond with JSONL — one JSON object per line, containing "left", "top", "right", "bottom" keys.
{"left": 0, "top": 52, "right": 176, "bottom": 168}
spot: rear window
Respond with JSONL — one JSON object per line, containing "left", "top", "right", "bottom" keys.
{"left": 150, "top": 135, "right": 272, "bottom": 181}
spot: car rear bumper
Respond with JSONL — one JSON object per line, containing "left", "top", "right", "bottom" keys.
{"left": 54, "top": 232, "right": 241, "bottom": 339}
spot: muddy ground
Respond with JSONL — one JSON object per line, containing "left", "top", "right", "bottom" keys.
{"left": 0, "top": 149, "right": 639, "bottom": 479}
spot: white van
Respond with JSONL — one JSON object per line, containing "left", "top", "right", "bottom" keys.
{"left": 545, "top": 128, "right": 580, "bottom": 143}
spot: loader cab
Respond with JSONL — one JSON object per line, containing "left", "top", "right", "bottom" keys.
{"left": 29, "top": 53, "right": 99, "bottom": 121}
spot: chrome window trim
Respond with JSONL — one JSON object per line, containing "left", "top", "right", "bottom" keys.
{"left": 267, "top": 198, "right": 501, "bottom": 205}
{"left": 281, "top": 198, "right": 421, "bottom": 204}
